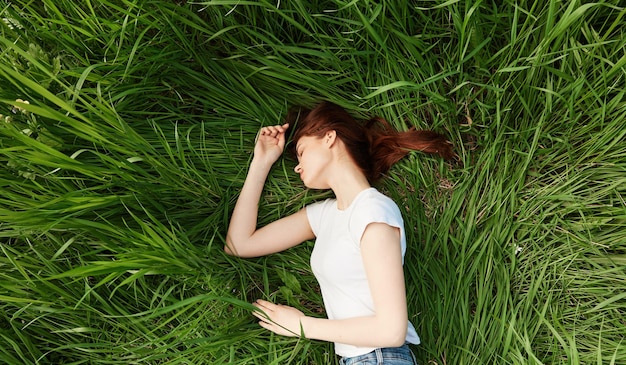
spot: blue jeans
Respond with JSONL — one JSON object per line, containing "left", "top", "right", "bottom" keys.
{"left": 339, "top": 343, "right": 417, "bottom": 365}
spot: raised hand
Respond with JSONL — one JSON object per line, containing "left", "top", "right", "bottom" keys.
{"left": 253, "top": 123, "right": 290, "bottom": 168}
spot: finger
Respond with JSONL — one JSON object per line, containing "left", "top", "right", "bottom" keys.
{"left": 252, "top": 301, "right": 274, "bottom": 317}
{"left": 263, "top": 126, "right": 276, "bottom": 136}
{"left": 258, "top": 127, "right": 273, "bottom": 137}
{"left": 269, "top": 124, "right": 288, "bottom": 133}
{"left": 255, "top": 299, "right": 277, "bottom": 310}
{"left": 261, "top": 124, "right": 289, "bottom": 136}
{"left": 258, "top": 320, "right": 273, "bottom": 331}
{"left": 252, "top": 310, "right": 269, "bottom": 322}
{"left": 275, "top": 123, "right": 289, "bottom": 133}
{"left": 269, "top": 125, "right": 285, "bottom": 136}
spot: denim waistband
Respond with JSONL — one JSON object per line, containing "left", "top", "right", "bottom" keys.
{"left": 339, "top": 343, "right": 417, "bottom": 365}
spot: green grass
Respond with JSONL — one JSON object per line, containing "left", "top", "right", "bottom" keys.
{"left": 1, "top": 0, "right": 625, "bottom": 364}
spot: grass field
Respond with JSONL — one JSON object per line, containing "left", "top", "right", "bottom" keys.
{"left": 1, "top": 0, "right": 625, "bottom": 364}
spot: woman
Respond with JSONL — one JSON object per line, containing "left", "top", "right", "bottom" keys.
{"left": 226, "top": 101, "right": 453, "bottom": 364}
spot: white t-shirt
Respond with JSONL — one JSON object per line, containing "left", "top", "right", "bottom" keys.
{"left": 306, "top": 187, "right": 420, "bottom": 358}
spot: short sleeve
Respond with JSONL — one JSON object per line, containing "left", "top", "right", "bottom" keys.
{"left": 305, "top": 199, "right": 333, "bottom": 237}
{"left": 348, "top": 194, "right": 405, "bottom": 249}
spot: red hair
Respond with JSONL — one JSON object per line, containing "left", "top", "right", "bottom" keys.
{"left": 287, "top": 102, "right": 454, "bottom": 181}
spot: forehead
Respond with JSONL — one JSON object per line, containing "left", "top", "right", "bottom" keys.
{"left": 295, "top": 135, "right": 314, "bottom": 150}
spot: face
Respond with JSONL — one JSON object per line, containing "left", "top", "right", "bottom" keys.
{"left": 294, "top": 134, "right": 333, "bottom": 189}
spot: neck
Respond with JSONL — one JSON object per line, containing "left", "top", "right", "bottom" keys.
{"left": 327, "top": 161, "right": 371, "bottom": 210}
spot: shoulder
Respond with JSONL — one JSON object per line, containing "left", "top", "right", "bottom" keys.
{"left": 305, "top": 198, "right": 336, "bottom": 235}
{"left": 353, "top": 189, "right": 402, "bottom": 217}
{"left": 306, "top": 198, "right": 335, "bottom": 214}
{"left": 349, "top": 189, "right": 404, "bottom": 245}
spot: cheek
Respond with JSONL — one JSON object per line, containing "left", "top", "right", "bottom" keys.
{"left": 304, "top": 157, "right": 330, "bottom": 184}
{"left": 306, "top": 155, "right": 326, "bottom": 171}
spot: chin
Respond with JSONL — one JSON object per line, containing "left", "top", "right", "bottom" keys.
{"left": 303, "top": 181, "right": 329, "bottom": 190}
{"left": 300, "top": 174, "right": 329, "bottom": 190}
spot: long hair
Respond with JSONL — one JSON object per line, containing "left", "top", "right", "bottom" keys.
{"left": 287, "top": 101, "right": 454, "bottom": 181}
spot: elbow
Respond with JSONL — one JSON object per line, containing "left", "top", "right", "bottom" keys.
{"left": 385, "top": 332, "right": 407, "bottom": 348}
{"left": 224, "top": 236, "right": 240, "bottom": 257}
{"left": 224, "top": 244, "right": 235, "bottom": 256}
{"left": 388, "top": 333, "right": 407, "bottom": 348}
{"left": 225, "top": 236, "right": 256, "bottom": 258}
{"left": 379, "top": 322, "right": 407, "bottom": 348}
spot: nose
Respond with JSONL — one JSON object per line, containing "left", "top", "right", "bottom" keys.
{"left": 294, "top": 164, "right": 302, "bottom": 174}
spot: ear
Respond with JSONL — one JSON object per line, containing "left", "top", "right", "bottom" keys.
{"left": 324, "top": 130, "right": 337, "bottom": 147}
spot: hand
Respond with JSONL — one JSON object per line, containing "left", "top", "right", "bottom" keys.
{"left": 252, "top": 299, "right": 305, "bottom": 337}
{"left": 253, "top": 123, "right": 289, "bottom": 168}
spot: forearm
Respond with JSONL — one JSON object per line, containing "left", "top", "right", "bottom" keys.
{"left": 225, "top": 158, "right": 271, "bottom": 253}
{"left": 301, "top": 315, "right": 407, "bottom": 348}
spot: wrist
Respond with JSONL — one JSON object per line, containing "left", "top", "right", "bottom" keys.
{"left": 299, "top": 315, "right": 313, "bottom": 340}
{"left": 250, "top": 156, "right": 275, "bottom": 172}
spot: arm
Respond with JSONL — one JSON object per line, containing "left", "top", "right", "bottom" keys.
{"left": 253, "top": 222, "right": 409, "bottom": 348}
{"left": 226, "top": 124, "right": 315, "bottom": 258}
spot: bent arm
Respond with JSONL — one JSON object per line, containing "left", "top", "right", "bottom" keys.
{"left": 304, "top": 222, "right": 408, "bottom": 347}
{"left": 225, "top": 156, "right": 269, "bottom": 256}
{"left": 226, "top": 123, "right": 315, "bottom": 257}
{"left": 254, "top": 222, "right": 409, "bottom": 347}
{"left": 225, "top": 157, "right": 315, "bottom": 257}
